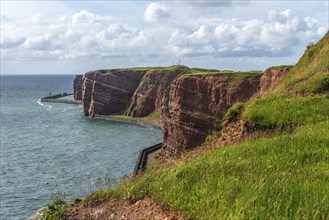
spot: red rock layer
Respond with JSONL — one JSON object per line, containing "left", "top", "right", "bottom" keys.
{"left": 125, "top": 66, "right": 189, "bottom": 117}
{"left": 73, "top": 75, "right": 83, "bottom": 100}
{"left": 257, "top": 67, "right": 290, "bottom": 97}
{"left": 82, "top": 70, "right": 146, "bottom": 116}
{"left": 161, "top": 74, "right": 261, "bottom": 157}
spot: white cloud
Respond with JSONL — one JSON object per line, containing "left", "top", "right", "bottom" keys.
{"left": 187, "top": 0, "right": 236, "bottom": 7}
{"left": 1, "top": 10, "right": 156, "bottom": 62}
{"left": 0, "top": 36, "right": 25, "bottom": 49}
{"left": 72, "top": 10, "right": 104, "bottom": 24}
{"left": 143, "top": 3, "right": 170, "bottom": 23}
{"left": 167, "top": 9, "right": 327, "bottom": 57}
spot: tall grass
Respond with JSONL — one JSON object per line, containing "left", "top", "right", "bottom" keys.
{"left": 116, "top": 121, "right": 329, "bottom": 219}
{"left": 242, "top": 95, "right": 329, "bottom": 129}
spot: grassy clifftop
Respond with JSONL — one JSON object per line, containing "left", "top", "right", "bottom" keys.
{"left": 274, "top": 31, "right": 329, "bottom": 95}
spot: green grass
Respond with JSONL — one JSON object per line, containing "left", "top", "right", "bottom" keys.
{"left": 142, "top": 108, "right": 161, "bottom": 120}
{"left": 242, "top": 95, "right": 329, "bottom": 129}
{"left": 98, "top": 65, "right": 192, "bottom": 75}
{"left": 274, "top": 31, "right": 329, "bottom": 94}
{"left": 112, "top": 108, "right": 161, "bottom": 124}
{"left": 185, "top": 70, "right": 262, "bottom": 77}
{"left": 191, "top": 67, "right": 226, "bottom": 74}
{"left": 269, "top": 65, "right": 294, "bottom": 69}
{"left": 223, "top": 102, "right": 244, "bottom": 123}
{"left": 116, "top": 121, "right": 329, "bottom": 219}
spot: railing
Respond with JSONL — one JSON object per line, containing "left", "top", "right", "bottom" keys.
{"left": 134, "top": 143, "right": 162, "bottom": 175}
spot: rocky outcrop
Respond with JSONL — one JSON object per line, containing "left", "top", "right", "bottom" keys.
{"left": 257, "top": 67, "right": 291, "bottom": 97}
{"left": 29, "top": 206, "right": 48, "bottom": 220}
{"left": 124, "top": 66, "right": 189, "bottom": 117}
{"left": 73, "top": 75, "right": 83, "bottom": 100}
{"left": 161, "top": 74, "right": 261, "bottom": 157}
{"left": 82, "top": 70, "right": 146, "bottom": 116}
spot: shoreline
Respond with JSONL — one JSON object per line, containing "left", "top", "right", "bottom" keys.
{"left": 94, "top": 115, "right": 162, "bottom": 130}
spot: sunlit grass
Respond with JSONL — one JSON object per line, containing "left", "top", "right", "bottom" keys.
{"left": 242, "top": 95, "right": 329, "bottom": 129}
{"left": 116, "top": 121, "right": 329, "bottom": 219}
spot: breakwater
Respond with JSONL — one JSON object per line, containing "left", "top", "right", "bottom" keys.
{"left": 134, "top": 143, "right": 162, "bottom": 175}
{"left": 40, "top": 93, "right": 81, "bottom": 104}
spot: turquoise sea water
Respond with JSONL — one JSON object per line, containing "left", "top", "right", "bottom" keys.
{"left": 0, "top": 75, "right": 162, "bottom": 219}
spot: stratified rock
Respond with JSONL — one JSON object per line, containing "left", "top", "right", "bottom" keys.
{"left": 82, "top": 69, "right": 146, "bottom": 116}
{"left": 257, "top": 67, "right": 291, "bottom": 97}
{"left": 73, "top": 75, "right": 83, "bottom": 100}
{"left": 125, "top": 66, "right": 189, "bottom": 117}
{"left": 161, "top": 73, "right": 261, "bottom": 157}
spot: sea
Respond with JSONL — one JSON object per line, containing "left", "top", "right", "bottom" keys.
{"left": 0, "top": 74, "right": 162, "bottom": 220}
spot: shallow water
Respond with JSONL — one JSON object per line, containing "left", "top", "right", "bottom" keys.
{"left": 0, "top": 75, "right": 162, "bottom": 219}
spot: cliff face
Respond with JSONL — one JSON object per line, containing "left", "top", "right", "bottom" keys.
{"left": 82, "top": 70, "right": 146, "bottom": 116}
{"left": 257, "top": 67, "right": 291, "bottom": 97}
{"left": 73, "top": 75, "right": 83, "bottom": 100}
{"left": 124, "top": 66, "right": 189, "bottom": 117}
{"left": 161, "top": 74, "right": 261, "bottom": 157}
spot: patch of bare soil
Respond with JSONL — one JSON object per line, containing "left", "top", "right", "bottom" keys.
{"left": 67, "top": 197, "right": 187, "bottom": 220}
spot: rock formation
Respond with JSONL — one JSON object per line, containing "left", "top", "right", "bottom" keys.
{"left": 124, "top": 66, "right": 189, "bottom": 117}
{"left": 257, "top": 67, "right": 291, "bottom": 97}
{"left": 161, "top": 74, "right": 261, "bottom": 157}
{"left": 73, "top": 75, "right": 83, "bottom": 100}
{"left": 82, "top": 69, "right": 146, "bottom": 116}
{"left": 77, "top": 67, "right": 264, "bottom": 157}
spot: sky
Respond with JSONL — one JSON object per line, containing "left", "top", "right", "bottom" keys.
{"left": 1, "top": 0, "right": 328, "bottom": 74}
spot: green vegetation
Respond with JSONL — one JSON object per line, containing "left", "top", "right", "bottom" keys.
{"left": 84, "top": 189, "right": 112, "bottom": 205}
{"left": 195, "top": 112, "right": 217, "bottom": 122}
{"left": 98, "top": 65, "right": 191, "bottom": 75}
{"left": 115, "top": 121, "right": 329, "bottom": 219}
{"left": 113, "top": 108, "right": 161, "bottom": 121}
{"left": 41, "top": 193, "right": 68, "bottom": 220}
{"left": 223, "top": 102, "right": 244, "bottom": 123}
{"left": 191, "top": 67, "right": 224, "bottom": 73}
{"left": 274, "top": 31, "right": 329, "bottom": 94}
{"left": 186, "top": 70, "right": 262, "bottom": 77}
{"left": 269, "top": 65, "right": 294, "bottom": 69}
{"left": 242, "top": 95, "right": 329, "bottom": 129}
{"left": 147, "top": 65, "right": 191, "bottom": 74}
{"left": 142, "top": 108, "right": 161, "bottom": 120}
{"left": 98, "top": 69, "right": 110, "bottom": 74}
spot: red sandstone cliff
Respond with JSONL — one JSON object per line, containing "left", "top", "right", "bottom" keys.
{"left": 257, "top": 67, "right": 291, "bottom": 97}
{"left": 82, "top": 70, "right": 146, "bottom": 116}
{"left": 78, "top": 66, "right": 291, "bottom": 157}
{"left": 124, "top": 66, "right": 189, "bottom": 117}
{"left": 161, "top": 74, "right": 261, "bottom": 157}
{"left": 73, "top": 75, "right": 83, "bottom": 100}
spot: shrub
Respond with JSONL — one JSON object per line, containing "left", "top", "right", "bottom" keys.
{"left": 223, "top": 102, "right": 244, "bottom": 124}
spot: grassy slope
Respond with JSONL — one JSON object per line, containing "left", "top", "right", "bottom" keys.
{"left": 116, "top": 121, "right": 329, "bottom": 219}
{"left": 274, "top": 31, "right": 329, "bottom": 95}
{"left": 110, "top": 32, "right": 329, "bottom": 219}
{"left": 243, "top": 95, "right": 329, "bottom": 129}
